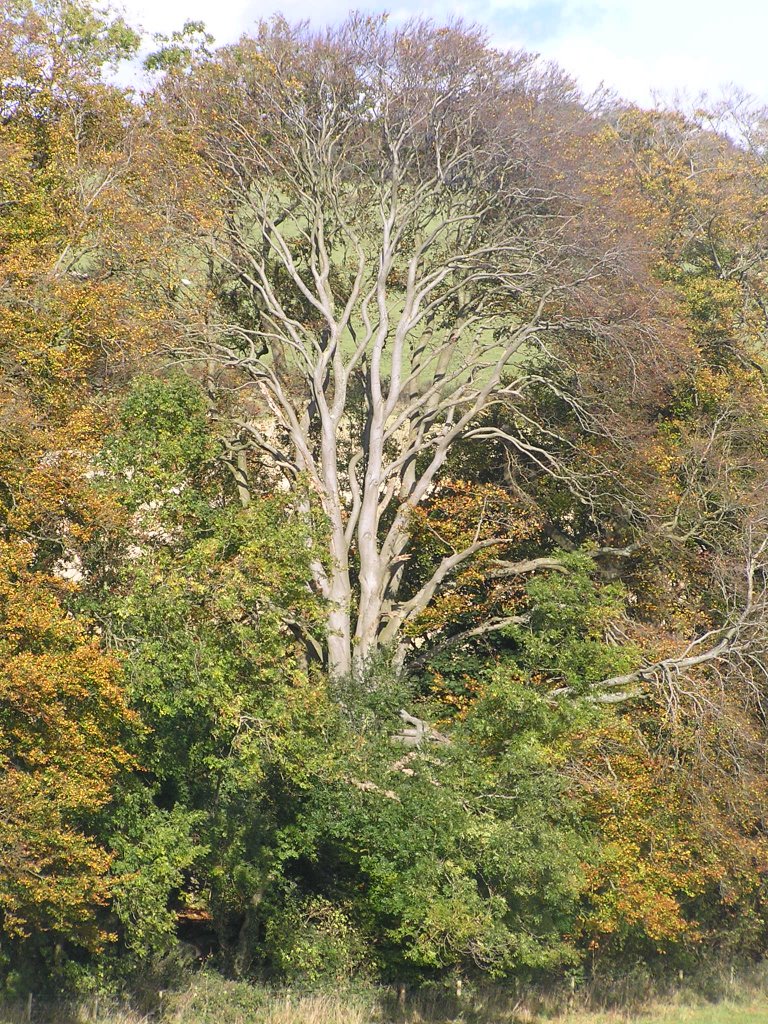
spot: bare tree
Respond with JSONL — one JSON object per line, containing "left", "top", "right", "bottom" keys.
{"left": 152, "top": 17, "right": 609, "bottom": 676}
{"left": 555, "top": 531, "right": 768, "bottom": 706}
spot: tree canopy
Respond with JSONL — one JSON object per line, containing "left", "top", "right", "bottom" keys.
{"left": 4, "top": 0, "right": 768, "bottom": 1002}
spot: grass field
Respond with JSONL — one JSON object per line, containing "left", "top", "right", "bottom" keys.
{"left": 5, "top": 979, "right": 768, "bottom": 1024}
{"left": 557, "top": 1000, "right": 768, "bottom": 1024}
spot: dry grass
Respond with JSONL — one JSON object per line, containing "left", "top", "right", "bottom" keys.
{"left": 162, "top": 975, "right": 376, "bottom": 1024}
{"left": 257, "top": 991, "right": 372, "bottom": 1024}
{"left": 6, "top": 968, "right": 768, "bottom": 1024}
{"left": 0, "top": 998, "right": 152, "bottom": 1024}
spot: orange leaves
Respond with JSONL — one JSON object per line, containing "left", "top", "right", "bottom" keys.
{"left": 405, "top": 480, "right": 540, "bottom": 639}
{"left": 410, "top": 478, "right": 542, "bottom": 553}
{"left": 0, "top": 40, "right": 147, "bottom": 943}
{"left": 0, "top": 27, "right": 150, "bottom": 565}
{"left": 573, "top": 721, "right": 715, "bottom": 949}
{"left": 0, "top": 542, "right": 134, "bottom": 944}
{"left": 572, "top": 713, "right": 768, "bottom": 954}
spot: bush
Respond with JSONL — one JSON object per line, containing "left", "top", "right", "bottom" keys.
{"left": 264, "top": 896, "right": 371, "bottom": 985}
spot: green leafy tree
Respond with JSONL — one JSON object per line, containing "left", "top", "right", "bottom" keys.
{"left": 94, "top": 376, "right": 336, "bottom": 966}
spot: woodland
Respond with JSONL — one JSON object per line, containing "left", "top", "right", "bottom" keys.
{"left": 4, "top": 0, "right": 768, "bottom": 1007}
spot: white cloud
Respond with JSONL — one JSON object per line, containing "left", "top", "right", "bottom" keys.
{"left": 117, "top": 0, "right": 250, "bottom": 42}
{"left": 115, "top": 0, "right": 768, "bottom": 107}
{"left": 529, "top": 0, "right": 768, "bottom": 105}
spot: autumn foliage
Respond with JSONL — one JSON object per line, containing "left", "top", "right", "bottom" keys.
{"left": 5, "top": 0, "right": 768, "bottom": 1002}
{"left": 0, "top": 543, "right": 132, "bottom": 944}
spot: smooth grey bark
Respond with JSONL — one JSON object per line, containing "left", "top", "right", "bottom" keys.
{"left": 163, "top": 21, "right": 618, "bottom": 675}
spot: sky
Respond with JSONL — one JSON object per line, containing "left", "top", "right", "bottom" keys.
{"left": 117, "top": 0, "right": 768, "bottom": 108}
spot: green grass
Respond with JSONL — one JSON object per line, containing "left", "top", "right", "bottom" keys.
{"left": 657, "top": 1003, "right": 768, "bottom": 1022}
{"left": 553, "top": 999, "right": 768, "bottom": 1024}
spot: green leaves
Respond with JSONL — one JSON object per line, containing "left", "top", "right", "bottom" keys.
{"left": 108, "top": 791, "right": 206, "bottom": 960}
{"left": 505, "top": 552, "right": 640, "bottom": 693}
{"left": 91, "top": 375, "right": 339, "bottom": 969}
{"left": 102, "top": 374, "right": 221, "bottom": 529}
{"left": 144, "top": 20, "right": 214, "bottom": 74}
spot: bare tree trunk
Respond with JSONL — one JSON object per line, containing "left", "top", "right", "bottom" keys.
{"left": 159, "top": 18, "right": 637, "bottom": 675}
{"left": 326, "top": 571, "right": 352, "bottom": 677}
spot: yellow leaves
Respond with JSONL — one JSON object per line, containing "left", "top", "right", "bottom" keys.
{"left": 407, "top": 590, "right": 480, "bottom": 639}
{"left": 0, "top": 760, "right": 117, "bottom": 943}
{"left": 690, "top": 363, "right": 768, "bottom": 415}
{"left": 681, "top": 274, "right": 743, "bottom": 338}
{"left": 428, "top": 668, "right": 484, "bottom": 718}
{"left": 0, "top": 69, "right": 149, "bottom": 566}
{"left": 572, "top": 713, "right": 768, "bottom": 954}
{"left": 0, "top": 540, "right": 135, "bottom": 945}
{"left": 404, "top": 480, "right": 537, "bottom": 643}
{"left": 410, "top": 479, "right": 541, "bottom": 553}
